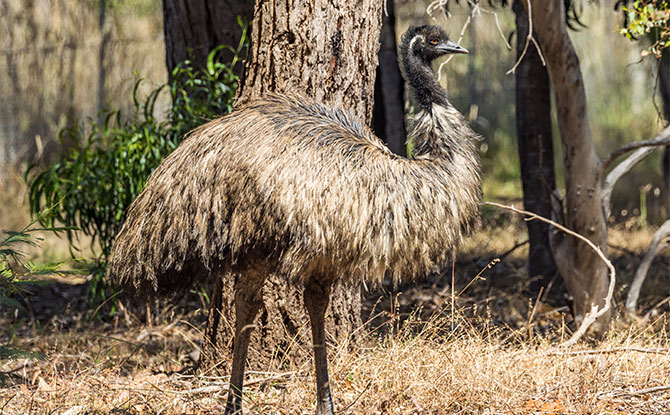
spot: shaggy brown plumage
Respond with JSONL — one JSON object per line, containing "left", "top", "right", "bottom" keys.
{"left": 107, "top": 94, "right": 480, "bottom": 294}
{"left": 106, "top": 25, "right": 481, "bottom": 415}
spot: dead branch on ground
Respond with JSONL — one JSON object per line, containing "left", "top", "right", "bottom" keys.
{"left": 484, "top": 201, "right": 615, "bottom": 347}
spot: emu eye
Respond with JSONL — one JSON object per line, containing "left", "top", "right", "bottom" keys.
{"left": 429, "top": 38, "right": 439, "bottom": 45}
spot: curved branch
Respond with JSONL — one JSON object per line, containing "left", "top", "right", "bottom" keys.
{"left": 601, "top": 127, "right": 670, "bottom": 218}
{"left": 601, "top": 127, "right": 670, "bottom": 173}
{"left": 601, "top": 147, "right": 657, "bottom": 219}
{"left": 484, "top": 201, "right": 615, "bottom": 347}
{"left": 625, "top": 219, "right": 670, "bottom": 315}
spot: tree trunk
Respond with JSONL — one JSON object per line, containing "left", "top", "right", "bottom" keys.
{"left": 527, "top": 0, "right": 612, "bottom": 333}
{"left": 202, "top": 0, "right": 383, "bottom": 369}
{"left": 513, "top": 0, "right": 558, "bottom": 293}
{"left": 162, "top": 0, "right": 253, "bottom": 78}
{"left": 97, "top": 0, "right": 109, "bottom": 127}
{"left": 371, "top": 0, "right": 406, "bottom": 155}
{"left": 657, "top": 49, "right": 670, "bottom": 216}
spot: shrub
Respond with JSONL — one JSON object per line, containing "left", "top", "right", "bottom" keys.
{"left": 27, "top": 30, "right": 247, "bottom": 303}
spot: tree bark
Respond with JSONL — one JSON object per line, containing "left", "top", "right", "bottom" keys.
{"left": 202, "top": 0, "right": 383, "bottom": 369}
{"left": 513, "top": 0, "right": 558, "bottom": 293}
{"left": 162, "top": 0, "right": 253, "bottom": 78}
{"left": 526, "top": 0, "right": 612, "bottom": 333}
{"left": 235, "top": 0, "right": 382, "bottom": 122}
{"left": 97, "top": 0, "right": 109, "bottom": 127}
{"left": 657, "top": 49, "right": 670, "bottom": 216}
{"left": 371, "top": 0, "right": 406, "bottom": 155}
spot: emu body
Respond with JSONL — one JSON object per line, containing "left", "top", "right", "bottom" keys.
{"left": 107, "top": 25, "right": 481, "bottom": 415}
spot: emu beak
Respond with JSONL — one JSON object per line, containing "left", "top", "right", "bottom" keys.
{"left": 439, "top": 40, "right": 469, "bottom": 55}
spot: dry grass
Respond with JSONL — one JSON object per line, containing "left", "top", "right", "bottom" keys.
{"left": 2, "top": 177, "right": 669, "bottom": 414}
{"left": 2, "top": 299, "right": 670, "bottom": 414}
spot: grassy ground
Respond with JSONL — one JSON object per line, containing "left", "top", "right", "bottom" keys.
{"left": 1, "top": 299, "right": 669, "bottom": 414}
{"left": 1, "top": 221, "right": 669, "bottom": 414}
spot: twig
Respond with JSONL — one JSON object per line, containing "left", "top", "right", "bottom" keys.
{"left": 498, "top": 239, "right": 529, "bottom": 260}
{"left": 526, "top": 287, "right": 544, "bottom": 339}
{"left": 451, "top": 252, "right": 455, "bottom": 331}
{"left": 479, "top": 7, "right": 512, "bottom": 50}
{"left": 548, "top": 347, "right": 670, "bottom": 356}
{"left": 426, "top": 0, "right": 450, "bottom": 20}
{"left": 457, "top": 258, "right": 499, "bottom": 297}
{"left": 484, "top": 201, "right": 615, "bottom": 347}
{"left": 507, "top": 0, "right": 545, "bottom": 75}
{"left": 529, "top": 37, "right": 545, "bottom": 66}
{"left": 643, "top": 295, "right": 670, "bottom": 321}
{"left": 613, "top": 384, "right": 670, "bottom": 397}
{"left": 438, "top": 14, "right": 472, "bottom": 82}
{"left": 340, "top": 380, "right": 373, "bottom": 412}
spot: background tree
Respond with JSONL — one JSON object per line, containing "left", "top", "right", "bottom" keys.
{"left": 614, "top": 0, "right": 670, "bottom": 313}
{"left": 616, "top": 0, "right": 670, "bottom": 213}
{"left": 525, "top": 0, "right": 670, "bottom": 330}
{"left": 162, "top": 0, "right": 253, "bottom": 78}
{"left": 512, "top": 0, "right": 558, "bottom": 294}
{"left": 372, "top": 0, "right": 407, "bottom": 155}
{"left": 202, "top": 0, "right": 384, "bottom": 367}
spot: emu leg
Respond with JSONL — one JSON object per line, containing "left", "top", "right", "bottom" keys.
{"left": 224, "top": 276, "right": 264, "bottom": 415}
{"left": 304, "top": 280, "right": 334, "bottom": 415}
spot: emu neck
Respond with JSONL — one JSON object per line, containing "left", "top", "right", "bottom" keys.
{"left": 409, "top": 103, "right": 463, "bottom": 159}
{"left": 402, "top": 52, "right": 448, "bottom": 110}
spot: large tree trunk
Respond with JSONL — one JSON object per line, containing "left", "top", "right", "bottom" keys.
{"left": 513, "top": 0, "right": 558, "bottom": 293}
{"left": 527, "top": 0, "right": 612, "bottom": 333}
{"left": 202, "top": 0, "right": 383, "bottom": 369}
{"left": 162, "top": 0, "right": 253, "bottom": 78}
{"left": 371, "top": 0, "right": 406, "bottom": 155}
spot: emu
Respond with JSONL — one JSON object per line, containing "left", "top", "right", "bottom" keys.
{"left": 107, "top": 25, "right": 481, "bottom": 415}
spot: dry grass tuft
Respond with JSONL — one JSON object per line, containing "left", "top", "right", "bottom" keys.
{"left": 2, "top": 302, "right": 669, "bottom": 414}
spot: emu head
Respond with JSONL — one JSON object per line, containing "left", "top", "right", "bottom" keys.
{"left": 402, "top": 25, "right": 468, "bottom": 64}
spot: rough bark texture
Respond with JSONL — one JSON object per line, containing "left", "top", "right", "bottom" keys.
{"left": 527, "top": 0, "right": 612, "bottom": 332}
{"left": 202, "top": 0, "right": 383, "bottom": 369}
{"left": 235, "top": 0, "right": 382, "bottom": 123}
{"left": 162, "top": 0, "right": 253, "bottom": 77}
{"left": 371, "top": 0, "right": 406, "bottom": 155}
{"left": 513, "top": 0, "right": 558, "bottom": 292}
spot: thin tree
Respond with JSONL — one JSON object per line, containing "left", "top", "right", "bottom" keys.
{"left": 513, "top": 0, "right": 557, "bottom": 293}
{"left": 372, "top": 0, "right": 407, "bottom": 155}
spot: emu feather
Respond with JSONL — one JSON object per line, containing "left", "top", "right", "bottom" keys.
{"left": 108, "top": 94, "right": 480, "bottom": 293}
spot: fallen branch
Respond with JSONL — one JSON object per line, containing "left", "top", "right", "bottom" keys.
{"left": 175, "top": 371, "right": 295, "bottom": 395}
{"left": 484, "top": 201, "right": 615, "bottom": 347}
{"left": 613, "top": 384, "right": 670, "bottom": 397}
{"left": 548, "top": 347, "right": 670, "bottom": 356}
